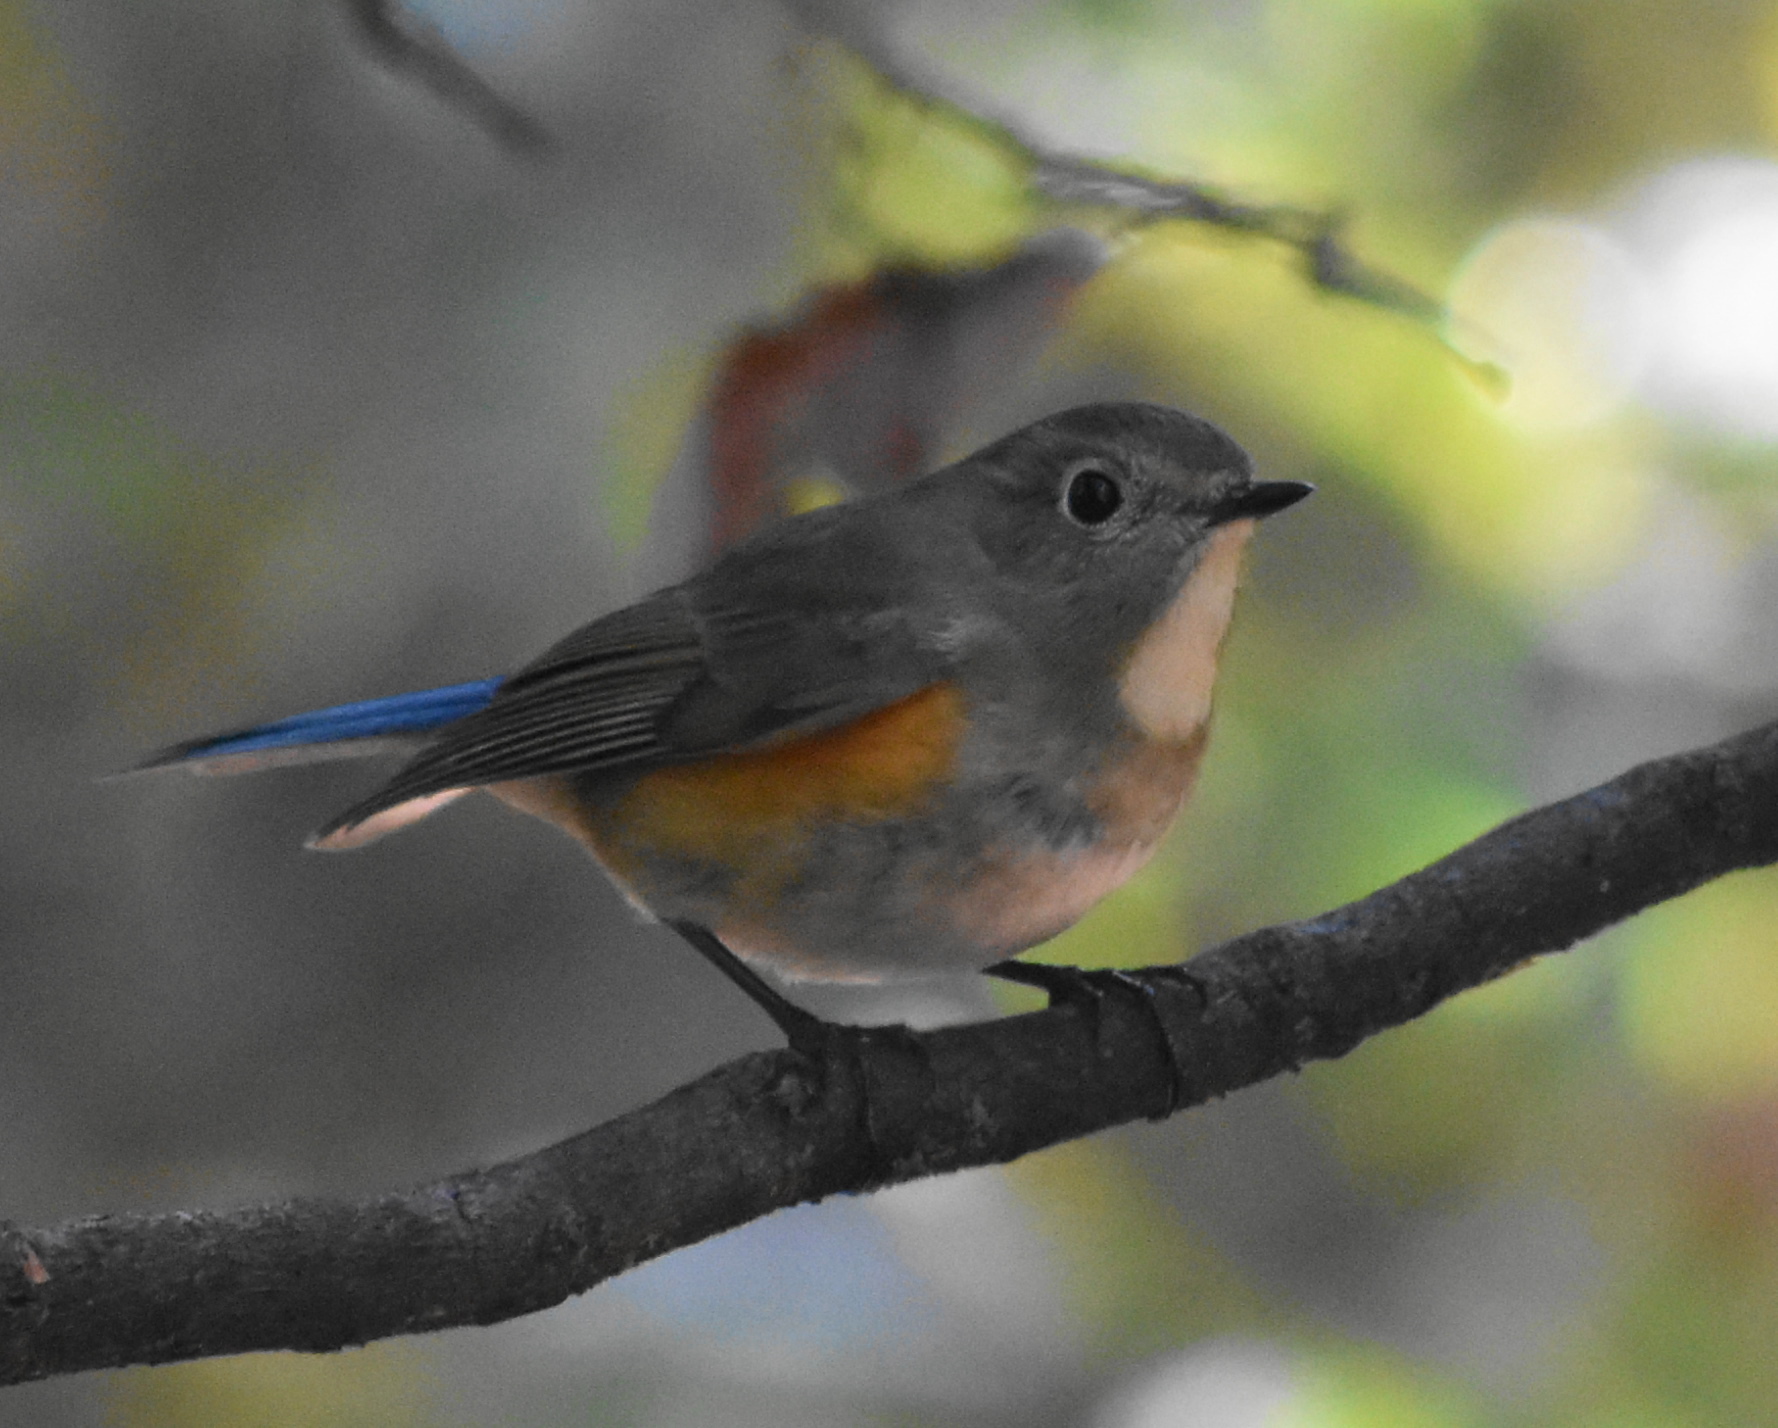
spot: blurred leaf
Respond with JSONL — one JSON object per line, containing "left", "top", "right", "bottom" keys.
{"left": 1010, "top": 1137, "right": 1278, "bottom": 1353}
{"left": 108, "top": 1343, "right": 444, "bottom": 1428}
{"left": 601, "top": 344, "right": 714, "bottom": 554}
{"left": 1285, "top": 1342, "right": 1482, "bottom": 1428}
{"left": 628, "top": 229, "right": 1104, "bottom": 576}
{"left": 0, "top": 374, "right": 213, "bottom": 539}
{"left": 821, "top": 47, "right": 1042, "bottom": 264}
{"left": 0, "top": 0, "right": 110, "bottom": 232}
{"left": 1610, "top": 1236, "right": 1778, "bottom": 1425}
{"left": 1300, "top": 983, "right": 1566, "bottom": 1200}
{"left": 1619, "top": 871, "right": 1778, "bottom": 1100}
{"left": 0, "top": 373, "right": 310, "bottom": 734}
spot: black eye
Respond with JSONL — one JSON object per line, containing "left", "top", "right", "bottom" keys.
{"left": 1064, "top": 465, "right": 1123, "bottom": 526}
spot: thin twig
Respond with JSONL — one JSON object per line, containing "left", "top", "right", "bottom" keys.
{"left": 344, "top": 0, "right": 553, "bottom": 156}
{"left": 783, "top": 0, "right": 1471, "bottom": 347}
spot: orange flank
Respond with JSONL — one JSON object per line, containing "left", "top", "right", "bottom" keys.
{"left": 589, "top": 682, "right": 967, "bottom": 880}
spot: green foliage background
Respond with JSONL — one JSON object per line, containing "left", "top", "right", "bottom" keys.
{"left": 4, "top": 1, "right": 1778, "bottom": 1425}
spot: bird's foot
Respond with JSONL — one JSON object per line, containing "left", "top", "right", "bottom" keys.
{"left": 986, "top": 959, "right": 1204, "bottom": 1118}
{"left": 668, "top": 922, "right": 934, "bottom": 1165}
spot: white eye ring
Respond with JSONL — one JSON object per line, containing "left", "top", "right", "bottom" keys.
{"left": 1061, "top": 462, "right": 1124, "bottom": 526}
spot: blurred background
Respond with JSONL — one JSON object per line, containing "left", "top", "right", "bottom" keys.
{"left": 5, "top": 0, "right": 1778, "bottom": 1423}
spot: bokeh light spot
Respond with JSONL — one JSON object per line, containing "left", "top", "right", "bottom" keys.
{"left": 1625, "top": 156, "right": 1778, "bottom": 440}
{"left": 1621, "top": 874, "right": 1778, "bottom": 1100}
{"left": 1448, "top": 218, "right": 1652, "bottom": 431}
{"left": 1664, "top": 208, "right": 1778, "bottom": 436}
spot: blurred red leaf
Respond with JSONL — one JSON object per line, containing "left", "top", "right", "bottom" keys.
{"left": 641, "top": 229, "right": 1107, "bottom": 576}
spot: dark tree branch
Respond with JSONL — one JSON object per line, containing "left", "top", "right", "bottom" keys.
{"left": 344, "top": 0, "right": 553, "bottom": 156}
{"left": 6, "top": 719, "right": 1778, "bottom": 1384}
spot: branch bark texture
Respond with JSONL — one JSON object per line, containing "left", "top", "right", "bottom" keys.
{"left": 7, "top": 719, "right": 1778, "bottom": 1385}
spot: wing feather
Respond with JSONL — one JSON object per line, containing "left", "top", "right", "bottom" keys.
{"left": 314, "top": 520, "right": 965, "bottom": 844}
{"left": 314, "top": 594, "right": 712, "bottom": 838}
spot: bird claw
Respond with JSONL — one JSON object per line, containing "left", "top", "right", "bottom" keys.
{"left": 668, "top": 921, "right": 938, "bottom": 1168}
{"left": 986, "top": 959, "right": 1198, "bottom": 1118}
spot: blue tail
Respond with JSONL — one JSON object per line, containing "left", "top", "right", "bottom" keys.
{"left": 137, "top": 678, "right": 503, "bottom": 775}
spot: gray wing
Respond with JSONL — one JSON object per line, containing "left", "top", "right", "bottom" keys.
{"left": 314, "top": 543, "right": 958, "bottom": 841}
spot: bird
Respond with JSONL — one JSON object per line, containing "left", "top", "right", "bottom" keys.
{"left": 137, "top": 402, "right": 1311, "bottom": 1048}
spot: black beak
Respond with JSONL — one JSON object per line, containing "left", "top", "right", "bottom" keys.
{"left": 1210, "top": 479, "right": 1315, "bottom": 525}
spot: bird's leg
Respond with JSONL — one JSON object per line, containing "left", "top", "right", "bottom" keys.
{"left": 668, "top": 920, "right": 835, "bottom": 1059}
{"left": 667, "top": 922, "right": 931, "bottom": 1162}
{"left": 986, "top": 959, "right": 1197, "bottom": 1117}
